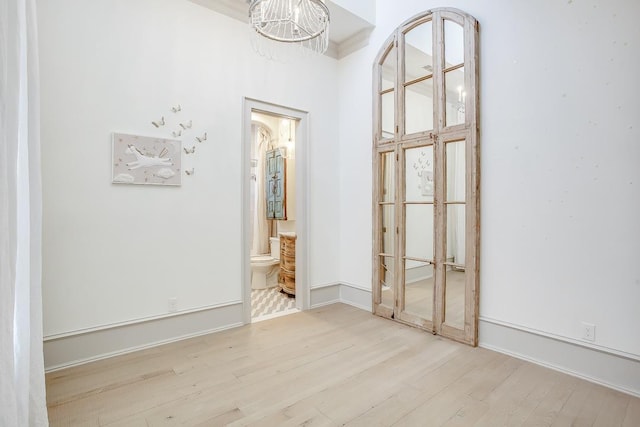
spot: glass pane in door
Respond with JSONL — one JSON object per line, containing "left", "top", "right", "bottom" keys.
{"left": 381, "top": 204, "right": 395, "bottom": 255}
{"left": 380, "top": 44, "right": 396, "bottom": 139}
{"left": 405, "top": 204, "right": 434, "bottom": 261}
{"left": 404, "top": 20, "right": 434, "bottom": 135}
{"left": 381, "top": 44, "right": 396, "bottom": 91}
{"left": 444, "top": 267, "right": 465, "bottom": 329}
{"left": 405, "top": 78, "right": 434, "bottom": 134}
{"left": 444, "top": 20, "right": 464, "bottom": 67}
{"left": 380, "top": 151, "right": 395, "bottom": 257}
{"left": 381, "top": 151, "right": 395, "bottom": 203}
{"left": 381, "top": 91, "right": 395, "bottom": 138}
{"left": 404, "top": 261, "right": 434, "bottom": 320}
{"left": 445, "top": 201, "right": 465, "bottom": 330}
{"left": 404, "top": 20, "right": 433, "bottom": 81}
{"left": 445, "top": 67, "right": 465, "bottom": 127}
{"left": 405, "top": 146, "right": 434, "bottom": 203}
{"left": 446, "top": 141, "right": 466, "bottom": 201}
{"left": 379, "top": 256, "right": 395, "bottom": 308}
{"left": 446, "top": 204, "right": 465, "bottom": 265}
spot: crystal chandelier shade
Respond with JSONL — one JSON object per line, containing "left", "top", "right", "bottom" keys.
{"left": 249, "top": 0, "right": 330, "bottom": 55}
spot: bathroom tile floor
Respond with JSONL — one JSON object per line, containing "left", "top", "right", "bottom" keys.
{"left": 251, "top": 286, "right": 297, "bottom": 321}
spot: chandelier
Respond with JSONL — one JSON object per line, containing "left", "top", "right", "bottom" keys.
{"left": 249, "top": 0, "right": 330, "bottom": 56}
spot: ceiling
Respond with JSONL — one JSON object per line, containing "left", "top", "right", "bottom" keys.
{"left": 187, "top": 0, "right": 375, "bottom": 59}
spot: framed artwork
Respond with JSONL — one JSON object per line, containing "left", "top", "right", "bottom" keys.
{"left": 112, "top": 133, "right": 181, "bottom": 186}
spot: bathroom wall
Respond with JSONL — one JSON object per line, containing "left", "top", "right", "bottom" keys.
{"left": 38, "top": 0, "right": 339, "bottom": 342}
{"left": 338, "top": 0, "right": 640, "bottom": 362}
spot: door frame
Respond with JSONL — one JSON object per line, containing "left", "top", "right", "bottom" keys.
{"left": 241, "top": 98, "right": 310, "bottom": 324}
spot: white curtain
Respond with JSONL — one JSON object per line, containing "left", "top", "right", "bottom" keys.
{"left": 0, "top": 0, "right": 49, "bottom": 425}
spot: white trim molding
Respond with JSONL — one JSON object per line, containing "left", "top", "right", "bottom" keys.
{"left": 310, "top": 283, "right": 341, "bottom": 308}
{"left": 309, "top": 282, "right": 372, "bottom": 310}
{"left": 44, "top": 302, "right": 244, "bottom": 372}
{"left": 339, "top": 282, "right": 372, "bottom": 311}
{"left": 479, "top": 318, "right": 640, "bottom": 398}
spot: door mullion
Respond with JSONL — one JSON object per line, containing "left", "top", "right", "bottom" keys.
{"left": 433, "top": 135, "right": 446, "bottom": 335}
{"left": 395, "top": 146, "right": 404, "bottom": 318}
{"left": 372, "top": 149, "right": 381, "bottom": 310}
{"left": 433, "top": 12, "right": 446, "bottom": 334}
{"left": 393, "top": 27, "right": 403, "bottom": 320}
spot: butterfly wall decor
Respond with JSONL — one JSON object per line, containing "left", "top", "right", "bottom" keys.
{"left": 151, "top": 117, "right": 165, "bottom": 127}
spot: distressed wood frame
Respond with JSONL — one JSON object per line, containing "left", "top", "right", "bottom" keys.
{"left": 372, "top": 8, "right": 480, "bottom": 346}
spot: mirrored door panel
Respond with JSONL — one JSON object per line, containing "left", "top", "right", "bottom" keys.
{"left": 444, "top": 139, "right": 466, "bottom": 330}
{"left": 374, "top": 150, "right": 396, "bottom": 318}
{"left": 399, "top": 145, "right": 435, "bottom": 327}
{"left": 404, "top": 20, "right": 434, "bottom": 136}
{"left": 380, "top": 44, "right": 397, "bottom": 140}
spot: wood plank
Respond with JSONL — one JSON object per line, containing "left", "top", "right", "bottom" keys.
{"left": 623, "top": 395, "right": 640, "bottom": 427}
{"left": 593, "top": 389, "right": 631, "bottom": 427}
{"left": 521, "top": 374, "right": 579, "bottom": 426}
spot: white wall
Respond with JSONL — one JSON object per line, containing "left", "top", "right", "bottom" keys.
{"left": 338, "top": 0, "right": 640, "bottom": 358}
{"left": 38, "top": 0, "right": 340, "bottom": 337}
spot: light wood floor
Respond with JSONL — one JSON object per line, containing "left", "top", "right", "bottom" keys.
{"left": 46, "top": 304, "right": 640, "bottom": 426}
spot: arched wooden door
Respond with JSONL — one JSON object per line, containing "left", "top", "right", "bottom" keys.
{"left": 372, "top": 8, "right": 480, "bottom": 345}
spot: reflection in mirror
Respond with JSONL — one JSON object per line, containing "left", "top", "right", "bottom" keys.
{"left": 405, "top": 79, "right": 434, "bottom": 134}
{"left": 445, "top": 137, "right": 466, "bottom": 329}
{"left": 404, "top": 261, "right": 434, "bottom": 320}
{"left": 444, "top": 267, "right": 465, "bottom": 329}
{"left": 381, "top": 91, "right": 395, "bottom": 138}
{"left": 381, "top": 152, "right": 395, "bottom": 203}
{"left": 381, "top": 45, "right": 396, "bottom": 92}
{"left": 446, "top": 141, "right": 466, "bottom": 201}
{"left": 445, "top": 67, "right": 465, "bottom": 127}
{"left": 446, "top": 204, "right": 465, "bottom": 266}
{"left": 405, "top": 146, "right": 434, "bottom": 202}
{"left": 381, "top": 204, "right": 395, "bottom": 255}
{"left": 380, "top": 256, "right": 395, "bottom": 308}
{"left": 444, "top": 20, "right": 464, "bottom": 67}
{"left": 405, "top": 204, "right": 434, "bottom": 261}
{"left": 404, "top": 21, "right": 433, "bottom": 82}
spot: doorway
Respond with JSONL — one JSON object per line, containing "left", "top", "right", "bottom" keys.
{"left": 242, "top": 99, "right": 309, "bottom": 324}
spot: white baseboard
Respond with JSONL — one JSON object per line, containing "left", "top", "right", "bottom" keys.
{"left": 44, "top": 302, "right": 244, "bottom": 372}
{"left": 310, "top": 282, "right": 372, "bottom": 311}
{"left": 479, "top": 318, "right": 640, "bottom": 398}
{"left": 309, "top": 283, "right": 341, "bottom": 308}
{"left": 339, "top": 282, "right": 372, "bottom": 311}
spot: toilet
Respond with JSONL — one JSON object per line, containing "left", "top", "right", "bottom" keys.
{"left": 250, "top": 237, "right": 280, "bottom": 290}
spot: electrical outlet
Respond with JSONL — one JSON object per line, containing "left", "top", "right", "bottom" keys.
{"left": 168, "top": 297, "right": 178, "bottom": 313}
{"left": 581, "top": 322, "right": 596, "bottom": 342}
